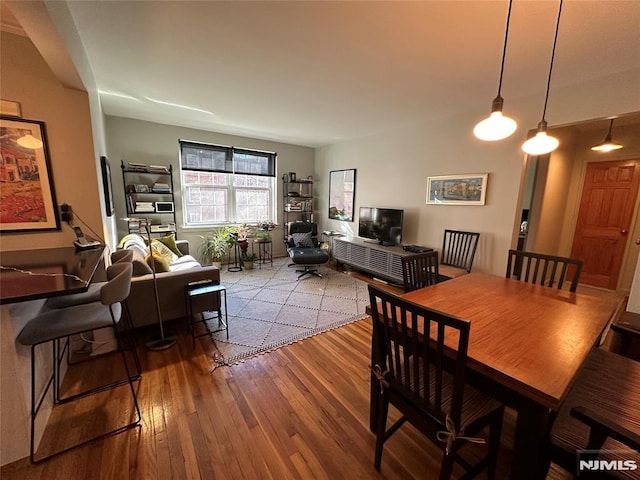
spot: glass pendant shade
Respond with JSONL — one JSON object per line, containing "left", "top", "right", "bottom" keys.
{"left": 591, "top": 119, "right": 623, "bottom": 152}
{"left": 474, "top": 102, "right": 518, "bottom": 141}
{"left": 16, "top": 134, "right": 43, "bottom": 149}
{"left": 522, "top": 121, "right": 559, "bottom": 155}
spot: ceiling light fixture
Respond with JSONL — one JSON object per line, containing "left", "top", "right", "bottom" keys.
{"left": 16, "top": 134, "right": 43, "bottom": 149}
{"left": 522, "top": 0, "right": 563, "bottom": 156}
{"left": 591, "top": 118, "right": 623, "bottom": 152}
{"left": 473, "top": 0, "right": 517, "bottom": 141}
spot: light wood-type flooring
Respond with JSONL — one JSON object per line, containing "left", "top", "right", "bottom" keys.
{"left": 1, "top": 266, "right": 592, "bottom": 480}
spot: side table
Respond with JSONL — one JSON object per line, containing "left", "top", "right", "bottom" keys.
{"left": 184, "top": 281, "right": 228, "bottom": 348}
{"left": 254, "top": 240, "right": 273, "bottom": 268}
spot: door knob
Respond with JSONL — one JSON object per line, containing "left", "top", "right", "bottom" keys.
{"left": 636, "top": 239, "right": 640, "bottom": 245}
{"left": 622, "top": 229, "right": 628, "bottom": 234}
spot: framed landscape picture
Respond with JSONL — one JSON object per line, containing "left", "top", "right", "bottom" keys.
{"left": 426, "top": 173, "right": 488, "bottom": 205}
{"left": 0, "top": 117, "right": 60, "bottom": 231}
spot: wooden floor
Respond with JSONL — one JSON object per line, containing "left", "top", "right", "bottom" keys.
{"left": 1, "top": 266, "right": 586, "bottom": 480}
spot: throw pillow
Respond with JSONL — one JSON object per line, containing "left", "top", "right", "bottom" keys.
{"left": 150, "top": 240, "right": 179, "bottom": 265}
{"left": 291, "top": 232, "right": 313, "bottom": 248}
{"left": 145, "top": 251, "right": 170, "bottom": 273}
{"left": 155, "top": 235, "right": 183, "bottom": 257}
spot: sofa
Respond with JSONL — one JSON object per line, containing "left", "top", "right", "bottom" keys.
{"left": 118, "top": 234, "right": 221, "bottom": 328}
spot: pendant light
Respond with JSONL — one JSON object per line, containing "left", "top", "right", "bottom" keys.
{"left": 16, "top": 134, "right": 43, "bottom": 149}
{"left": 473, "top": 0, "right": 517, "bottom": 141}
{"left": 522, "top": 0, "right": 563, "bottom": 155}
{"left": 591, "top": 118, "right": 623, "bottom": 152}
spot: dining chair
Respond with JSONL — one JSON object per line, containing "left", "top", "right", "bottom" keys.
{"left": 547, "top": 347, "right": 640, "bottom": 478}
{"left": 401, "top": 250, "right": 440, "bottom": 292}
{"left": 608, "top": 311, "right": 640, "bottom": 362}
{"left": 505, "top": 249, "right": 584, "bottom": 292}
{"left": 16, "top": 262, "right": 141, "bottom": 463}
{"left": 368, "top": 285, "right": 504, "bottom": 479}
{"left": 439, "top": 229, "right": 480, "bottom": 281}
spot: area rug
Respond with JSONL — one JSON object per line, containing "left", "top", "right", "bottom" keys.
{"left": 207, "top": 257, "right": 370, "bottom": 366}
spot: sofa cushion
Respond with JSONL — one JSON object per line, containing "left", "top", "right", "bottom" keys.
{"left": 155, "top": 235, "right": 183, "bottom": 257}
{"left": 169, "top": 255, "right": 202, "bottom": 272}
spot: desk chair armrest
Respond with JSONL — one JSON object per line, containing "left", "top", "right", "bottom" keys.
{"left": 570, "top": 406, "right": 640, "bottom": 450}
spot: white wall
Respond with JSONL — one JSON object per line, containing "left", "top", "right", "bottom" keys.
{"left": 315, "top": 68, "right": 640, "bottom": 277}
{"left": 0, "top": 31, "right": 103, "bottom": 466}
{"left": 105, "top": 116, "right": 315, "bottom": 259}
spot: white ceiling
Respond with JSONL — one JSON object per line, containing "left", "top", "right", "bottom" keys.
{"left": 4, "top": 1, "right": 640, "bottom": 147}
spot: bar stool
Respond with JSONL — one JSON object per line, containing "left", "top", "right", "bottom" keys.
{"left": 16, "top": 262, "right": 141, "bottom": 463}
{"left": 44, "top": 249, "right": 133, "bottom": 309}
{"left": 44, "top": 249, "right": 141, "bottom": 378}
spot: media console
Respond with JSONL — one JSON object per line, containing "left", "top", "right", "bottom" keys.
{"left": 333, "top": 236, "right": 430, "bottom": 283}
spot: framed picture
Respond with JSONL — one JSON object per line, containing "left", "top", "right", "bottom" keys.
{"left": 329, "top": 169, "right": 356, "bottom": 221}
{"left": 0, "top": 117, "right": 60, "bottom": 231}
{"left": 426, "top": 173, "right": 488, "bottom": 205}
{"left": 100, "top": 156, "right": 114, "bottom": 217}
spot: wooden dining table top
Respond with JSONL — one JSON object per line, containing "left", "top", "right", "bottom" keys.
{"left": 393, "top": 272, "right": 622, "bottom": 410}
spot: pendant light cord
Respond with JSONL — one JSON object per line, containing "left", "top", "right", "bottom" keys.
{"left": 496, "top": 0, "right": 514, "bottom": 97}
{"left": 541, "top": 0, "right": 563, "bottom": 121}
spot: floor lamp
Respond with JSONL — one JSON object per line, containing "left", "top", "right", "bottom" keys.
{"left": 122, "top": 218, "right": 176, "bottom": 350}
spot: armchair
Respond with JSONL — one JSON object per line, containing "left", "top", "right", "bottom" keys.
{"left": 286, "top": 222, "right": 330, "bottom": 279}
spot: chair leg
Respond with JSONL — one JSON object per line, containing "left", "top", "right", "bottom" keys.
{"left": 374, "top": 394, "right": 389, "bottom": 471}
{"left": 296, "top": 266, "right": 323, "bottom": 279}
{"left": 439, "top": 450, "right": 457, "bottom": 480}
{"left": 486, "top": 407, "right": 504, "bottom": 480}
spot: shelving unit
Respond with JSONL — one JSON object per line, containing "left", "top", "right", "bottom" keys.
{"left": 121, "top": 160, "right": 177, "bottom": 237}
{"left": 283, "top": 175, "right": 314, "bottom": 241}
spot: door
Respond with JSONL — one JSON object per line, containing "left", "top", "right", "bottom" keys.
{"left": 571, "top": 159, "right": 640, "bottom": 289}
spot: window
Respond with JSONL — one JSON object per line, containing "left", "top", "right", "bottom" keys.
{"left": 179, "top": 140, "right": 276, "bottom": 227}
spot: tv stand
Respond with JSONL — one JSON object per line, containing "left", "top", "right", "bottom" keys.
{"left": 333, "top": 236, "right": 418, "bottom": 283}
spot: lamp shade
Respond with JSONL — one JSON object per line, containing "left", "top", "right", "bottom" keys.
{"left": 522, "top": 131, "right": 559, "bottom": 155}
{"left": 474, "top": 110, "right": 518, "bottom": 141}
{"left": 591, "top": 119, "right": 623, "bottom": 152}
{"left": 16, "top": 134, "right": 43, "bottom": 149}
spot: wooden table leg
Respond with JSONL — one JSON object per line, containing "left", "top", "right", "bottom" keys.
{"left": 510, "top": 401, "right": 551, "bottom": 480}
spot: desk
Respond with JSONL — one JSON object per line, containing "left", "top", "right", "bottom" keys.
{"left": 0, "top": 246, "right": 105, "bottom": 304}
{"left": 369, "top": 272, "right": 621, "bottom": 480}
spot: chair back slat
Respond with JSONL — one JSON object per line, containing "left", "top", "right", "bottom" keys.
{"left": 368, "top": 285, "right": 470, "bottom": 428}
{"left": 401, "top": 251, "right": 440, "bottom": 292}
{"left": 506, "top": 249, "right": 584, "bottom": 292}
{"left": 441, "top": 230, "right": 480, "bottom": 272}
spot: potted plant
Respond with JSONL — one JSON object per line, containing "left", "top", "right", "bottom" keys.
{"left": 254, "top": 228, "right": 272, "bottom": 243}
{"left": 198, "top": 228, "right": 232, "bottom": 268}
{"left": 241, "top": 252, "right": 257, "bottom": 270}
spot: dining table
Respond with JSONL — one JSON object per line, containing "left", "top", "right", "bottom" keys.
{"left": 367, "top": 272, "right": 622, "bottom": 480}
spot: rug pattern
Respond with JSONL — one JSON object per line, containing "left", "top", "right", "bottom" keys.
{"left": 207, "top": 257, "right": 370, "bottom": 365}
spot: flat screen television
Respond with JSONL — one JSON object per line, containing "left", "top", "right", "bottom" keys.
{"left": 358, "top": 207, "right": 404, "bottom": 246}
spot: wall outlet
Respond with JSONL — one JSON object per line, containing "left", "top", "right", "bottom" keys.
{"left": 59, "top": 203, "right": 73, "bottom": 223}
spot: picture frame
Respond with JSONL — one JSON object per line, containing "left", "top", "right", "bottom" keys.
{"left": 100, "top": 156, "right": 114, "bottom": 217}
{"left": 0, "top": 116, "right": 60, "bottom": 231}
{"left": 329, "top": 168, "right": 356, "bottom": 221}
{"left": 426, "top": 173, "right": 488, "bottom": 205}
